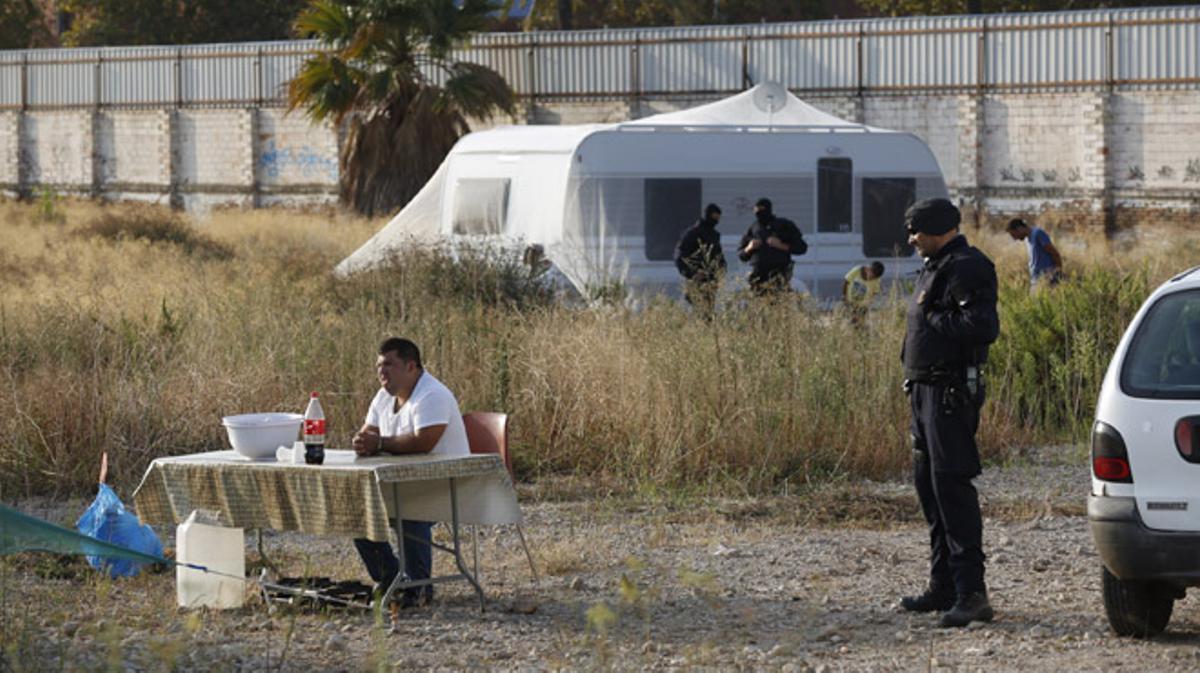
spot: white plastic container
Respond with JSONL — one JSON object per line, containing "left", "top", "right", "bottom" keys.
{"left": 222, "top": 412, "right": 303, "bottom": 460}
{"left": 176, "top": 510, "right": 246, "bottom": 609}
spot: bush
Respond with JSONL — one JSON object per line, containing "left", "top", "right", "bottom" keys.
{"left": 81, "top": 208, "right": 233, "bottom": 261}
{"left": 989, "top": 266, "right": 1150, "bottom": 440}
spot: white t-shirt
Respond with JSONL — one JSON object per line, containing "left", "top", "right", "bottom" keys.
{"left": 365, "top": 371, "right": 469, "bottom": 457}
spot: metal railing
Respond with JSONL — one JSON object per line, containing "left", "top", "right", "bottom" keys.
{"left": 0, "top": 5, "right": 1196, "bottom": 110}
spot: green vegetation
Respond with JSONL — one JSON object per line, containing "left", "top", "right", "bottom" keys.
{"left": 58, "top": 0, "right": 306, "bottom": 47}
{"left": 0, "top": 200, "right": 1189, "bottom": 499}
{"left": 0, "top": 0, "right": 50, "bottom": 50}
{"left": 80, "top": 207, "right": 234, "bottom": 261}
{"left": 288, "top": 0, "right": 516, "bottom": 216}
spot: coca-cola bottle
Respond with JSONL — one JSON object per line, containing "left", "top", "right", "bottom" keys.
{"left": 303, "top": 392, "right": 326, "bottom": 465}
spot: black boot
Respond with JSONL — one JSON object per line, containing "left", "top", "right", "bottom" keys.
{"left": 900, "top": 585, "right": 956, "bottom": 613}
{"left": 938, "top": 592, "right": 994, "bottom": 628}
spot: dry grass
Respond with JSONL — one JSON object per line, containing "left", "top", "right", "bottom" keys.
{"left": 0, "top": 197, "right": 1195, "bottom": 499}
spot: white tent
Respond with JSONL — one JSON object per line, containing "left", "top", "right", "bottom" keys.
{"left": 336, "top": 83, "right": 948, "bottom": 299}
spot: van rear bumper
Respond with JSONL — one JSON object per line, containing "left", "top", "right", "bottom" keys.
{"left": 1089, "top": 495, "right": 1200, "bottom": 586}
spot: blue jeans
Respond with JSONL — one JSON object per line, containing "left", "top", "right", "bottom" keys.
{"left": 353, "top": 520, "right": 433, "bottom": 599}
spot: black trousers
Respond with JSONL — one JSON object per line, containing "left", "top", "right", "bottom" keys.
{"left": 909, "top": 380, "right": 986, "bottom": 596}
{"left": 683, "top": 277, "right": 719, "bottom": 318}
{"left": 748, "top": 262, "right": 794, "bottom": 296}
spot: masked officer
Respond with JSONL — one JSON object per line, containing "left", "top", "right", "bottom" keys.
{"left": 737, "top": 198, "right": 807, "bottom": 295}
{"left": 899, "top": 198, "right": 999, "bottom": 628}
{"left": 674, "top": 203, "right": 727, "bottom": 316}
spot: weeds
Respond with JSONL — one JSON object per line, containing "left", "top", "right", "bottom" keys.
{"left": 80, "top": 207, "right": 233, "bottom": 261}
{"left": 0, "top": 199, "right": 1192, "bottom": 498}
{"left": 34, "top": 187, "right": 65, "bottom": 225}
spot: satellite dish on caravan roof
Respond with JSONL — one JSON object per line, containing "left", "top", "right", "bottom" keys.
{"left": 751, "top": 82, "right": 788, "bottom": 114}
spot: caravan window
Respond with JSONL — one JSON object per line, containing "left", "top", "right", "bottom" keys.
{"left": 861, "top": 178, "right": 915, "bottom": 258}
{"left": 644, "top": 179, "right": 701, "bottom": 261}
{"left": 452, "top": 178, "right": 510, "bottom": 235}
{"left": 818, "top": 158, "right": 853, "bottom": 233}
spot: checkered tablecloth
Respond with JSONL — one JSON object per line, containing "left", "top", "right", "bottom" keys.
{"left": 132, "top": 450, "right": 521, "bottom": 542}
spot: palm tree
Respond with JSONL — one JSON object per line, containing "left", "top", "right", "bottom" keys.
{"left": 289, "top": 0, "right": 515, "bottom": 216}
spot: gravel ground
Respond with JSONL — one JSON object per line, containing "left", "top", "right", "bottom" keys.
{"left": 3, "top": 447, "right": 1198, "bottom": 672}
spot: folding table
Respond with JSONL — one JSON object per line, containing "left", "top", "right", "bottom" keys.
{"left": 132, "top": 449, "right": 523, "bottom": 609}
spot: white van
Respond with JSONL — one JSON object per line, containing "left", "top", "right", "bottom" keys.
{"left": 1089, "top": 266, "right": 1200, "bottom": 637}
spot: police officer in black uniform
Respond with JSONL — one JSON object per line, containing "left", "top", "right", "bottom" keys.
{"left": 899, "top": 198, "right": 999, "bottom": 628}
{"left": 674, "top": 203, "right": 728, "bottom": 315}
{"left": 737, "top": 198, "right": 807, "bottom": 295}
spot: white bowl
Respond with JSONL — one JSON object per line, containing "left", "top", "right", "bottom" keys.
{"left": 221, "top": 413, "right": 303, "bottom": 461}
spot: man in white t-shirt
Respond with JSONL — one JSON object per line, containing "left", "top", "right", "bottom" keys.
{"left": 351, "top": 337, "right": 469, "bottom": 608}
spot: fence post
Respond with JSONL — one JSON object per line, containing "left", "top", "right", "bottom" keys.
{"left": 92, "top": 52, "right": 103, "bottom": 198}
{"left": 1105, "top": 15, "right": 1115, "bottom": 92}
{"left": 856, "top": 25, "right": 864, "bottom": 98}
{"left": 94, "top": 52, "right": 102, "bottom": 108}
{"left": 973, "top": 18, "right": 988, "bottom": 228}
{"left": 19, "top": 52, "right": 27, "bottom": 112}
{"left": 1103, "top": 15, "right": 1116, "bottom": 234}
{"left": 170, "top": 48, "right": 183, "bottom": 209}
{"left": 526, "top": 34, "right": 537, "bottom": 123}
{"left": 17, "top": 52, "right": 28, "bottom": 198}
{"left": 255, "top": 46, "right": 264, "bottom": 107}
{"left": 741, "top": 31, "right": 750, "bottom": 89}
{"left": 630, "top": 36, "right": 641, "bottom": 115}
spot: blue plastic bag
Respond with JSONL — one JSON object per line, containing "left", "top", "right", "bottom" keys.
{"left": 76, "top": 483, "right": 164, "bottom": 578}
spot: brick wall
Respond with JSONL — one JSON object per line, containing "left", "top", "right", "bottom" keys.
{"left": 255, "top": 110, "right": 338, "bottom": 191}
{"left": 1, "top": 90, "right": 1197, "bottom": 223}
{"left": 96, "top": 111, "right": 171, "bottom": 193}
{"left": 979, "top": 94, "right": 1100, "bottom": 194}
{"left": 1110, "top": 92, "right": 1200, "bottom": 192}
{"left": 21, "top": 111, "right": 93, "bottom": 189}
{"left": 0, "top": 112, "right": 19, "bottom": 188}
{"left": 862, "top": 96, "right": 965, "bottom": 188}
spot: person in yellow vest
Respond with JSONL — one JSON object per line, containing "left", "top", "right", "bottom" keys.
{"left": 842, "top": 261, "right": 885, "bottom": 322}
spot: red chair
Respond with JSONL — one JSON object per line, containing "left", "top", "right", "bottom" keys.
{"left": 463, "top": 412, "right": 512, "bottom": 477}
{"left": 463, "top": 412, "right": 538, "bottom": 583}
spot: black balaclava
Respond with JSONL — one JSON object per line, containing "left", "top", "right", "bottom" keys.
{"left": 703, "top": 203, "right": 722, "bottom": 227}
{"left": 755, "top": 197, "right": 773, "bottom": 225}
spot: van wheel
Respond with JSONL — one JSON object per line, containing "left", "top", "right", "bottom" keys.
{"left": 1102, "top": 566, "right": 1173, "bottom": 638}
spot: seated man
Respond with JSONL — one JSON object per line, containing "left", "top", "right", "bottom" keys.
{"left": 351, "top": 337, "right": 470, "bottom": 607}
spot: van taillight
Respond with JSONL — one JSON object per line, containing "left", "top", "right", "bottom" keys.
{"left": 1174, "top": 416, "right": 1200, "bottom": 464}
{"left": 1092, "top": 421, "right": 1133, "bottom": 483}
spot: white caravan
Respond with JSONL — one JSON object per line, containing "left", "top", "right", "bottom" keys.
{"left": 337, "top": 83, "right": 949, "bottom": 300}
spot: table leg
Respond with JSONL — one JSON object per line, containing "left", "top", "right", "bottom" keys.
{"left": 256, "top": 529, "right": 281, "bottom": 576}
{"left": 449, "top": 477, "right": 486, "bottom": 611}
{"left": 380, "top": 486, "right": 406, "bottom": 607}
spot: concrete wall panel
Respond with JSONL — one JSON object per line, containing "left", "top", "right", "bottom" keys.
{"left": 23, "top": 111, "right": 92, "bottom": 188}
{"left": 1110, "top": 92, "right": 1200, "bottom": 191}
{"left": 863, "top": 96, "right": 964, "bottom": 189}
{"left": 174, "top": 110, "right": 253, "bottom": 190}
{"left": 0, "top": 112, "right": 19, "bottom": 187}
{"left": 980, "top": 94, "right": 1098, "bottom": 192}
{"left": 96, "top": 111, "right": 171, "bottom": 188}
{"left": 255, "top": 110, "right": 338, "bottom": 189}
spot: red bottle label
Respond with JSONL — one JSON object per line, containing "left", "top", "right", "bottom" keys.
{"left": 304, "top": 419, "right": 326, "bottom": 438}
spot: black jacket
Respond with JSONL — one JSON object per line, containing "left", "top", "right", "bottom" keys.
{"left": 673, "top": 217, "right": 727, "bottom": 280}
{"left": 902, "top": 235, "right": 1000, "bottom": 374}
{"left": 737, "top": 215, "right": 807, "bottom": 282}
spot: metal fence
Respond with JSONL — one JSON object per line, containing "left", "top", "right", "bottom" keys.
{"left": 1, "top": 5, "right": 1197, "bottom": 110}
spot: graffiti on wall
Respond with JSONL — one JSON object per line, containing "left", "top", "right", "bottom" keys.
{"left": 257, "top": 140, "right": 337, "bottom": 182}
{"left": 1128, "top": 160, "right": 1200, "bottom": 183}
{"left": 998, "top": 164, "right": 1084, "bottom": 184}
{"left": 1186, "top": 159, "right": 1200, "bottom": 183}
